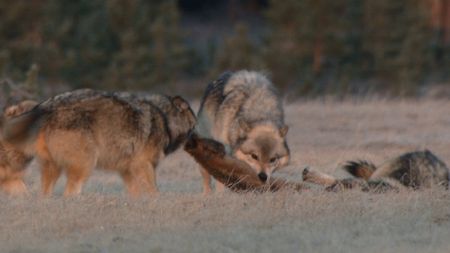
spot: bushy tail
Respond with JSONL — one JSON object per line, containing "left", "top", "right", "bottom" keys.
{"left": 342, "top": 160, "right": 377, "bottom": 181}
{"left": 1, "top": 107, "right": 47, "bottom": 147}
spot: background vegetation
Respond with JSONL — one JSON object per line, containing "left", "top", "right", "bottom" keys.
{"left": 1, "top": 0, "right": 449, "bottom": 98}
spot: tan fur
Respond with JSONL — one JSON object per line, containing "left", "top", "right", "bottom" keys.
{"left": 196, "top": 71, "right": 290, "bottom": 193}
{"left": 343, "top": 150, "right": 449, "bottom": 189}
{"left": 302, "top": 167, "right": 337, "bottom": 186}
{"left": 2, "top": 89, "right": 196, "bottom": 197}
{"left": 302, "top": 167, "right": 400, "bottom": 193}
{"left": 185, "top": 133, "right": 305, "bottom": 193}
{"left": 0, "top": 100, "right": 38, "bottom": 195}
{"left": 3, "top": 100, "right": 38, "bottom": 118}
{"left": 303, "top": 150, "right": 449, "bottom": 192}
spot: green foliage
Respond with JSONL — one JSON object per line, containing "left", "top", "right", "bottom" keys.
{"left": 0, "top": 0, "right": 448, "bottom": 96}
{"left": 41, "top": 0, "right": 118, "bottom": 87}
{"left": 1, "top": 64, "right": 41, "bottom": 108}
{"left": 264, "top": 0, "right": 366, "bottom": 94}
{"left": 210, "top": 23, "right": 263, "bottom": 78}
{"left": 0, "top": 1, "right": 43, "bottom": 79}
{"left": 363, "top": 0, "right": 433, "bottom": 95}
{"left": 1, "top": 0, "right": 190, "bottom": 90}
{"left": 264, "top": 0, "right": 437, "bottom": 96}
{"left": 102, "top": 0, "right": 189, "bottom": 89}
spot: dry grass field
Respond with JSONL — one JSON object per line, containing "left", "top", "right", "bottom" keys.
{"left": 1, "top": 99, "right": 450, "bottom": 253}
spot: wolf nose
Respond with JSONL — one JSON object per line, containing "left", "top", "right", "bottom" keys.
{"left": 258, "top": 172, "right": 268, "bottom": 182}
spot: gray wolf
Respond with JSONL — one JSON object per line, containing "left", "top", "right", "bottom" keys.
{"left": 184, "top": 133, "right": 304, "bottom": 193}
{"left": 302, "top": 150, "right": 449, "bottom": 191}
{"left": 0, "top": 100, "right": 38, "bottom": 195}
{"left": 196, "top": 70, "right": 290, "bottom": 193}
{"left": 2, "top": 89, "right": 196, "bottom": 196}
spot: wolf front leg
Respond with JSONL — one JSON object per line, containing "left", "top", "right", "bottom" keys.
{"left": 199, "top": 166, "right": 212, "bottom": 194}
{"left": 120, "top": 170, "right": 141, "bottom": 197}
{"left": 215, "top": 181, "right": 226, "bottom": 192}
{"left": 125, "top": 156, "right": 159, "bottom": 197}
{"left": 140, "top": 164, "right": 158, "bottom": 194}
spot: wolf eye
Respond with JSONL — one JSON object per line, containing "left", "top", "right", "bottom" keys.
{"left": 270, "top": 157, "right": 278, "bottom": 163}
{"left": 250, "top": 153, "right": 259, "bottom": 160}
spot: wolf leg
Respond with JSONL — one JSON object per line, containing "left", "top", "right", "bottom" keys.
{"left": 369, "top": 164, "right": 394, "bottom": 181}
{"left": 63, "top": 164, "right": 92, "bottom": 196}
{"left": 199, "top": 166, "right": 212, "bottom": 194}
{"left": 140, "top": 164, "right": 158, "bottom": 194}
{"left": 1, "top": 178, "right": 28, "bottom": 195}
{"left": 211, "top": 90, "right": 248, "bottom": 194}
{"left": 302, "top": 167, "right": 337, "bottom": 186}
{"left": 36, "top": 132, "right": 62, "bottom": 196}
{"left": 128, "top": 161, "right": 158, "bottom": 196}
{"left": 120, "top": 170, "right": 141, "bottom": 197}
{"left": 40, "top": 159, "right": 62, "bottom": 196}
{"left": 215, "top": 181, "right": 226, "bottom": 192}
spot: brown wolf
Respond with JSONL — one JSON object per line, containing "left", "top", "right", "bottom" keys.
{"left": 185, "top": 133, "right": 305, "bottom": 193}
{"left": 0, "top": 100, "right": 38, "bottom": 195}
{"left": 2, "top": 89, "right": 196, "bottom": 196}
{"left": 302, "top": 150, "right": 449, "bottom": 192}
{"left": 196, "top": 70, "right": 290, "bottom": 193}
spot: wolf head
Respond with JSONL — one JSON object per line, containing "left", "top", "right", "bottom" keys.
{"left": 156, "top": 95, "right": 197, "bottom": 154}
{"left": 234, "top": 121, "right": 290, "bottom": 182}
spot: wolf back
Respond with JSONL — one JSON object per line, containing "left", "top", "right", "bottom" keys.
{"left": 1, "top": 89, "right": 196, "bottom": 196}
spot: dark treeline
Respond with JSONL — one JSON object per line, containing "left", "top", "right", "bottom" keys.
{"left": 0, "top": 0, "right": 449, "bottom": 97}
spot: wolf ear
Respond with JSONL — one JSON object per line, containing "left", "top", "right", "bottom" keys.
{"left": 172, "top": 96, "right": 190, "bottom": 112}
{"left": 279, "top": 125, "right": 289, "bottom": 137}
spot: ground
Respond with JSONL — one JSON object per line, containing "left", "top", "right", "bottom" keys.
{"left": 1, "top": 99, "right": 450, "bottom": 253}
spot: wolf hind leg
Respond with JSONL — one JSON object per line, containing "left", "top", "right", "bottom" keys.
{"left": 63, "top": 154, "right": 95, "bottom": 197}
{"left": 302, "top": 167, "right": 337, "bottom": 186}
{"left": 36, "top": 131, "right": 61, "bottom": 196}
{"left": 64, "top": 163, "right": 93, "bottom": 196}
{"left": 44, "top": 130, "right": 96, "bottom": 196}
{"left": 40, "top": 158, "right": 62, "bottom": 196}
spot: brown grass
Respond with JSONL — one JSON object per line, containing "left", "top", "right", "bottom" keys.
{"left": 1, "top": 99, "right": 450, "bottom": 252}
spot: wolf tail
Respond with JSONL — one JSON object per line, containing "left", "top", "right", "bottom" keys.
{"left": 342, "top": 160, "right": 377, "bottom": 181}
{"left": 1, "top": 107, "right": 47, "bottom": 148}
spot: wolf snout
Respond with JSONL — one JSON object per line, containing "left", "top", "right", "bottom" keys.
{"left": 258, "top": 172, "right": 268, "bottom": 182}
